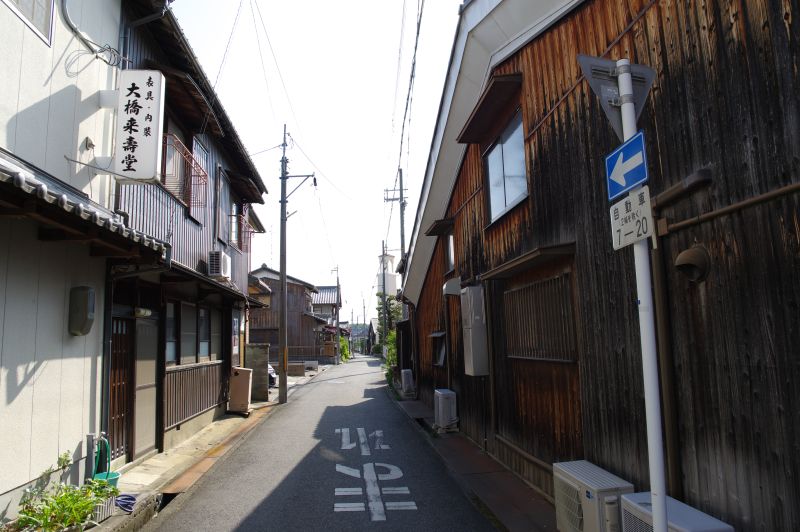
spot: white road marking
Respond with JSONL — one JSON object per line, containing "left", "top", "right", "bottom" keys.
{"left": 335, "top": 488, "right": 363, "bottom": 496}
{"left": 385, "top": 502, "right": 418, "bottom": 511}
{"left": 369, "top": 430, "right": 391, "bottom": 450}
{"left": 335, "top": 428, "right": 356, "bottom": 450}
{"left": 381, "top": 487, "right": 410, "bottom": 495}
{"left": 334, "top": 503, "right": 365, "bottom": 512}
{"left": 362, "top": 463, "right": 385, "bottom": 521}
{"left": 357, "top": 427, "right": 370, "bottom": 456}
{"left": 335, "top": 464, "right": 361, "bottom": 478}
{"left": 375, "top": 463, "right": 403, "bottom": 481}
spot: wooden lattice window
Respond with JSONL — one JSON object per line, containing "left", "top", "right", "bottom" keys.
{"left": 502, "top": 272, "right": 576, "bottom": 362}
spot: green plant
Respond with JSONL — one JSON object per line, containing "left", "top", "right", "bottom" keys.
{"left": 383, "top": 329, "right": 398, "bottom": 384}
{"left": 339, "top": 336, "right": 351, "bottom": 362}
{"left": 11, "top": 470, "right": 118, "bottom": 531}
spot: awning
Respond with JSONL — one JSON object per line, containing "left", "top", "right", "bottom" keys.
{"left": 457, "top": 74, "right": 522, "bottom": 144}
{"left": 425, "top": 218, "right": 454, "bottom": 237}
{"left": 481, "top": 243, "right": 575, "bottom": 280}
{"left": 0, "top": 148, "right": 168, "bottom": 260}
{"left": 149, "top": 63, "right": 224, "bottom": 137}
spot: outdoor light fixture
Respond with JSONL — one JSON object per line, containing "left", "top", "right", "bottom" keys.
{"left": 674, "top": 244, "right": 711, "bottom": 283}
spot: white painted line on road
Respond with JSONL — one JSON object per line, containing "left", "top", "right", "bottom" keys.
{"left": 335, "top": 428, "right": 356, "bottom": 450}
{"left": 374, "top": 463, "right": 403, "bottom": 481}
{"left": 335, "top": 488, "right": 363, "bottom": 496}
{"left": 335, "top": 464, "right": 361, "bottom": 478}
{"left": 327, "top": 380, "right": 346, "bottom": 384}
{"left": 334, "top": 503, "right": 365, "bottom": 512}
{"left": 381, "top": 487, "right": 410, "bottom": 495}
{"left": 363, "top": 463, "right": 386, "bottom": 521}
{"left": 385, "top": 502, "right": 418, "bottom": 511}
{"left": 357, "top": 428, "right": 371, "bottom": 456}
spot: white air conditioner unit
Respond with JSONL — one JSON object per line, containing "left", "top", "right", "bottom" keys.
{"left": 434, "top": 388, "right": 457, "bottom": 430}
{"left": 621, "top": 493, "right": 734, "bottom": 532}
{"left": 209, "top": 250, "right": 231, "bottom": 280}
{"left": 554, "top": 460, "right": 634, "bottom": 532}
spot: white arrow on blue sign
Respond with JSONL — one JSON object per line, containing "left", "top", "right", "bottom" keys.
{"left": 605, "top": 130, "right": 648, "bottom": 201}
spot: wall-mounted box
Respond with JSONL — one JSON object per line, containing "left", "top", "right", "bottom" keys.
{"left": 460, "top": 285, "right": 488, "bottom": 376}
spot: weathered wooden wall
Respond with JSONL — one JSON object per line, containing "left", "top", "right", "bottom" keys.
{"left": 413, "top": 0, "right": 800, "bottom": 528}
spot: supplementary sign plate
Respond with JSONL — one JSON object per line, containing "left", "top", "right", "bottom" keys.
{"left": 610, "top": 185, "right": 653, "bottom": 250}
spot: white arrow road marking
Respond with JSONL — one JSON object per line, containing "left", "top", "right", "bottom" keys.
{"left": 610, "top": 150, "right": 643, "bottom": 187}
{"left": 357, "top": 428, "right": 371, "bottom": 456}
{"left": 335, "top": 488, "right": 363, "bottom": 496}
{"left": 363, "top": 463, "right": 386, "bottom": 521}
{"left": 335, "top": 428, "right": 357, "bottom": 450}
{"left": 334, "top": 503, "right": 365, "bottom": 512}
{"left": 335, "top": 464, "right": 361, "bottom": 478}
{"left": 369, "top": 430, "right": 391, "bottom": 450}
{"left": 385, "top": 502, "right": 418, "bottom": 511}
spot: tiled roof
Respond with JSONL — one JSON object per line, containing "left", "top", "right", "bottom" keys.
{"left": 0, "top": 150, "right": 168, "bottom": 257}
{"left": 312, "top": 286, "right": 340, "bottom": 306}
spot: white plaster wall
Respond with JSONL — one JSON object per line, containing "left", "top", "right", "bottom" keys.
{"left": 0, "top": 218, "right": 105, "bottom": 496}
{"left": 0, "top": 0, "right": 121, "bottom": 209}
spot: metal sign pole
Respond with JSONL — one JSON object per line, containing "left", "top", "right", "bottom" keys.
{"left": 617, "top": 58, "right": 668, "bottom": 532}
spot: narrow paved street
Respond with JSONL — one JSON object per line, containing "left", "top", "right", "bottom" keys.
{"left": 144, "top": 355, "right": 496, "bottom": 531}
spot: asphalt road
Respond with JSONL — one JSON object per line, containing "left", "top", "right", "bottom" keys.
{"left": 144, "top": 355, "right": 496, "bottom": 531}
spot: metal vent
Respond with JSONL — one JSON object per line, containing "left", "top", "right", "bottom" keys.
{"left": 622, "top": 507, "right": 653, "bottom": 532}
{"left": 554, "top": 474, "right": 584, "bottom": 532}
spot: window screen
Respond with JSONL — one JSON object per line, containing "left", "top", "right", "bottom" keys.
{"left": 502, "top": 272, "right": 576, "bottom": 361}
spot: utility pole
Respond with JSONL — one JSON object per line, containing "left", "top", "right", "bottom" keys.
{"left": 279, "top": 124, "right": 288, "bottom": 404}
{"left": 362, "top": 297, "right": 366, "bottom": 355}
{"left": 381, "top": 241, "right": 388, "bottom": 355}
{"left": 278, "top": 124, "right": 315, "bottom": 404}
{"left": 332, "top": 266, "right": 341, "bottom": 365}
{"left": 384, "top": 170, "right": 407, "bottom": 318}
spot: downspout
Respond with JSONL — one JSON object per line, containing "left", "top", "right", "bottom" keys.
{"left": 650, "top": 169, "right": 712, "bottom": 499}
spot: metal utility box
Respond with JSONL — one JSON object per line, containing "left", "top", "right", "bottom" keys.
{"left": 460, "top": 285, "right": 488, "bottom": 376}
{"left": 554, "top": 460, "right": 634, "bottom": 532}
{"left": 228, "top": 367, "right": 252, "bottom": 412}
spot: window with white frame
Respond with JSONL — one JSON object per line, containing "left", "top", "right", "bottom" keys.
{"left": 485, "top": 111, "right": 527, "bottom": 221}
{"left": 2, "top": 0, "right": 53, "bottom": 43}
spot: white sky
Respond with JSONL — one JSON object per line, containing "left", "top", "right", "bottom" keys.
{"left": 171, "top": 0, "right": 462, "bottom": 324}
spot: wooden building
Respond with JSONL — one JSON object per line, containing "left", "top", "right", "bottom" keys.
{"left": 248, "top": 265, "right": 330, "bottom": 363}
{"left": 402, "top": 0, "right": 800, "bottom": 530}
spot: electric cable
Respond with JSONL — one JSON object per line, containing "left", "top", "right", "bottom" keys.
{"left": 287, "top": 134, "right": 352, "bottom": 201}
{"left": 248, "top": 0, "right": 277, "bottom": 124}
{"left": 201, "top": 0, "right": 245, "bottom": 135}
{"left": 253, "top": 0, "right": 302, "bottom": 135}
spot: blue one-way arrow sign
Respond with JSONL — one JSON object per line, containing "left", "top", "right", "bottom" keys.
{"left": 605, "top": 130, "right": 648, "bottom": 201}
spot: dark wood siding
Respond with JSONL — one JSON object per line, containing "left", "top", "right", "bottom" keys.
{"left": 412, "top": 0, "right": 800, "bottom": 528}
{"left": 163, "top": 361, "right": 225, "bottom": 429}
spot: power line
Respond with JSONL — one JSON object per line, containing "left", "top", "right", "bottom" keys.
{"left": 288, "top": 134, "right": 352, "bottom": 201}
{"left": 248, "top": 0, "right": 276, "bottom": 123}
{"left": 201, "top": 0, "right": 245, "bottom": 135}
{"left": 386, "top": 0, "right": 425, "bottom": 243}
{"left": 253, "top": 0, "right": 302, "bottom": 135}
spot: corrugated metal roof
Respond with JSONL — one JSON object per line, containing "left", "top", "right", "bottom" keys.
{"left": 312, "top": 286, "right": 339, "bottom": 306}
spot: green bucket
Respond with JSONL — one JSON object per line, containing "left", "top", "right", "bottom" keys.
{"left": 92, "top": 435, "right": 120, "bottom": 487}
{"left": 92, "top": 471, "right": 120, "bottom": 487}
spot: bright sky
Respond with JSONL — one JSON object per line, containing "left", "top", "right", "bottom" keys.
{"left": 171, "top": 0, "right": 462, "bottom": 325}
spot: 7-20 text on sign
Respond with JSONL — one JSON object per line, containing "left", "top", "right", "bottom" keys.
{"left": 610, "top": 185, "right": 653, "bottom": 250}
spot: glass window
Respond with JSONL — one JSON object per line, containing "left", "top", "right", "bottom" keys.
{"left": 230, "top": 202, "right": 240, "bottom": 247}
{"left": 2, "top": 0, "right": 53, "bottom": 42}
{"left": 165, "top": 302, "right": 177, "bottom": 365}
{"left": 445, "top": 233, "right": 455, "bottom": 271}
{"left": 210, "top": 308, "right": 222, "bottom": 361}
{"left": 180, "top": 303, "right": 197, "bottom": 365}
{"left": 198, "top": 307, "right": 210, "bottom": 361}
{"left": 485, "top": 112, "right": 527, "bottom": 221}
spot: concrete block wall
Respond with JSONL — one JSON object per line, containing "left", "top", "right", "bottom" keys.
{"left": 244, "top": 344, "right": 272, "bottom": 401}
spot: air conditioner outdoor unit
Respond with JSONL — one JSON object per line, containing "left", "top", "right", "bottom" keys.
{"left": 209, "top": 250, "right": 231, "bottom": 280}
{"left": 554, "top": 460, "right": 634, "bottom": 532}
{"left": 433, "top": 388, "right": 457, "bottom": 430}
{"left": 621, "top": 493, "right": 734, "bottom": 532}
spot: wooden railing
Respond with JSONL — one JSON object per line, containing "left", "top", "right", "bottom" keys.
{"left": 164, "top": 361, "right": 226, "bottom": 430}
